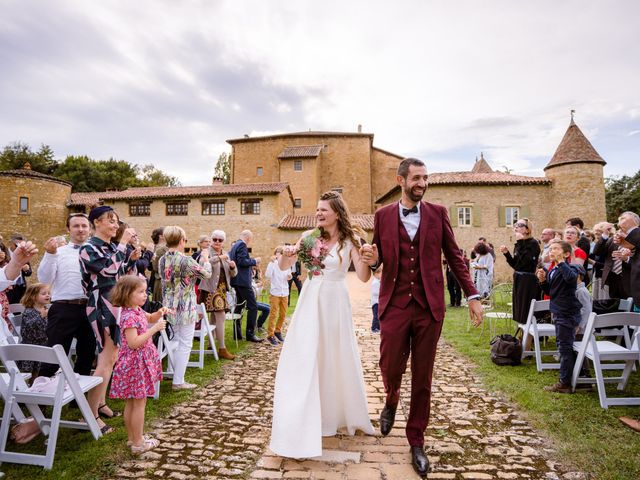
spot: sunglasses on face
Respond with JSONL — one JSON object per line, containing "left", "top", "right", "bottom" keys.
{"left": 514, "top": 223, "right": 527, "bottom": 228}
{"left": 211, "top": 238, "right": 224, "bottom": 242}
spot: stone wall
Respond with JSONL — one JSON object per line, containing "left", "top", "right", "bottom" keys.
{"left": 371, "top": 148, "right": 402, "bottom": 209}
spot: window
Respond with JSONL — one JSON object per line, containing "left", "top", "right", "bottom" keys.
{"left": 457, "top": 207, "right": 472, "bottom": 226}
{"left": 331, "top": 187, "right": 343, "bottom": 194}
{"left": 257, "top": 167, "right": 263, "bottom": 176}
{"left": 505, "top": 207, "right": 520, "bottom": 226}
{"left": 166, "top": 202, "right": 189, "bottom": 216}
{"left": 293, "top": 160, "right": 303, "bottom": 171}
{"left": 202, "top": 201, "right": 225, "bottom": 215}
{"left": 129, "top": 203, "right": 150, "bottom": 216}
{"left": 19, "top": 197, "right": 29, "bottom": 214}
{"left": 294, "top": 198, "right": 302, "bottom": 209}
{"left": 241, "top": 200, "right": 260, "bottom": 215}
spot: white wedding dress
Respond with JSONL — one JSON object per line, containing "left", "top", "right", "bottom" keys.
{"left": 269, "top": 240, "right": 375, "bottom": 458}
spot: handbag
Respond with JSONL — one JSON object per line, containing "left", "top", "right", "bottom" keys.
{"left": 490, "top": 334, "right": 522, "bottom": 366}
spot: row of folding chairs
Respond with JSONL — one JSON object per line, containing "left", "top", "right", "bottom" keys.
{"left": 517, "top": 298, "right": 640, "bottom": 409}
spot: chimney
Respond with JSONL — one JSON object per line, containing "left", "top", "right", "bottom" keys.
{"left": 212, "top": 176, "right": 223, "bottom": 185}
{"left": 22, "top": 162, "right": 32, "bottom": 170}
{"left": 357, "top": 124, "right": 362, "bottom": 133}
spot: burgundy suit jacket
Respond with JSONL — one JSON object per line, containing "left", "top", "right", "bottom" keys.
{"left": 372, "top": 201, "right": 477, "bottom": 322}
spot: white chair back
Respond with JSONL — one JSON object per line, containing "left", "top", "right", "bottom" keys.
{"left": 520, "top": 299, "right": 558, "bottom": 371}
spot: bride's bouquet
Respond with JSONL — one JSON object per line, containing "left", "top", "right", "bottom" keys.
{"left": 297, "top": 228, "right": 329, "bottom": 279}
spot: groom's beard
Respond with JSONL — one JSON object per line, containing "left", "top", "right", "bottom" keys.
{"left": 404, "top": 185, "right": 425, "bottom": 203}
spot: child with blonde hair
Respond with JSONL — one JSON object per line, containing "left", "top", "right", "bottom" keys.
{"left": 109, "top": 275, "right": 169, "bottom": 453}
{"left": 18, "top": 283, "right": 51, "bottom": 376}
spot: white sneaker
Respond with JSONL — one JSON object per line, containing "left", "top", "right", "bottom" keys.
{"left": 172, "top": 383, "right": 197, "bottom": 390}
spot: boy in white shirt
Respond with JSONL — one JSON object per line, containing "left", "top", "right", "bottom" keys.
{"left": 371, "top": 266, "right": 382, "bottom": 333}
{"left": 265, "top": 246, "right": 291, "bottom": 345}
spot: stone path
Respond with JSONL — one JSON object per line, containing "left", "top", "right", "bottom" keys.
{"left": 112, "top": 274, "right": 584, "bottom": 480}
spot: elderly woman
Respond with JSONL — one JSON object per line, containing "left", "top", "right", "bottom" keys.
{"left": 197, "top": 230, "right": 237, "bottom": 360}
{"left": 471, "top": 242, "right": 494, "bottom": 298}
{"left": 159, "top": 226, "right": 212, "bottom": 390}
{"left": 563, "top": 225, "right": 587, "bottom": 266}
{"left": 499, "top": 218, "right": 541, "bottom": 325}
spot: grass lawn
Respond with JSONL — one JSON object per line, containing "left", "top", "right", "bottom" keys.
{"left": 0, "top": 288, "right": 298, "bottom": 479}
{"left": 442, "top": 305, "right": 640, "bottom": 480}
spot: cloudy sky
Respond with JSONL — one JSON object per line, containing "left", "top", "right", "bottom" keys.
{"left": 1, "top": 0, "right": 638, "bottom": 185}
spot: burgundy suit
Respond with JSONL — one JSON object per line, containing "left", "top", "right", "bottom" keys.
{"left": 372, "top": 201, "right": 477, "bottom": 446}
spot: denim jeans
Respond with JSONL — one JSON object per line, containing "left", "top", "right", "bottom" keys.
{"left": 371, "top": 303, "right": 380, "bottom": 331}
{"left": 553, "top": 313, "right": 581, "bottom": 386}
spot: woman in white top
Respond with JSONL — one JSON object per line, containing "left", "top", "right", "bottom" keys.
{"left": 471, "top": 242, "right": 493, "bottom": 298}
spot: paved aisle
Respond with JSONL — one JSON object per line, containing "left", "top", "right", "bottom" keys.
{"left": 112, "top": 273, "right": 581, "bottom": 480}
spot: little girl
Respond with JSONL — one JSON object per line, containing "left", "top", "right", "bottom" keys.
{"left": 18, "top": 283, "right": 50, "bottom": 377}
{"left": 109, "top": 275, "right": 168, "bottom": 454}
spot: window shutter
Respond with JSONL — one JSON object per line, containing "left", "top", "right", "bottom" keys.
{"left": 520, "top": 205, "right": 530, "bottom": 219}
{"left": 498, "top": 206, "right": 506, "bottom": 227}
{"left": 472, "top": 206, "right": 481, "bottom": 227}
{"left": 449, "top": 206, "right": 458, "bottom": 227}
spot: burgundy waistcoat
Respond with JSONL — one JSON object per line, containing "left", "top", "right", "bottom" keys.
{"left": 388, "top": 216, "right": 428, "bottom": 310}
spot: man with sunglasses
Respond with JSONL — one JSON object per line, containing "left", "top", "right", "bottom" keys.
{"left": 37, "top": 213, "right": 97, "bottom": 376}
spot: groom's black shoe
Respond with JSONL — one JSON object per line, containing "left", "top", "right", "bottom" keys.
{"left": 379, "top": 405, "right": 396, "bottom": 436}
{"left": 410, "top": 446, "right": 429, "bottom": 477}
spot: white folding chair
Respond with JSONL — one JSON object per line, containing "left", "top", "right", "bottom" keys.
{"left": 154, "top": 327, "right": 177, "bottom": 400}
{"left": 572, "top": 312, "right": 640, "bottom": 408}
{"left": 599, "top": 297, "right": 634, "bottom": 343}
{"left": 7, "top": 313, "right": 22, "bottom": 341}
{"left": 482, "top": 286, "right": 513, "bottom": 338}
{"left": 188, "top": 303, "right": 218, "bottom": 369}
{"left": 0, "top": 344, "right": 103, "bottom": 469}
{"left": 0, "top": 326, "right": 31, "bottom": 425}
{"left": 519, "top": 299, "right": 559, "bottom": 372}
{"left": 226, "top": 288, "right": 246, "bottom": 349}
{"left": 7, "top": 304, "right": 24, "bottom": 315}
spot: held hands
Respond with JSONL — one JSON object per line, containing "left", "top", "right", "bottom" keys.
{"left": 468, "top": 299, "right": 483, "bottom": 327}
{"left": 359, "top": 243, "right": 379, "bottom": 266}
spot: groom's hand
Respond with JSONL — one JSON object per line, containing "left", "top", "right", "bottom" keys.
{"left": 468, "top": 299, "right": 483, "bottom": 327}
{"left": 359, "top": 244, "right": 378, "bottom": 266}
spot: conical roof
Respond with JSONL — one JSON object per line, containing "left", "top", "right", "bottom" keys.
{"left": 471, "top": 153, "right": 493, "bottom": 173}
{"left": 544, "top": 120, "right": 606, "bottom": 171}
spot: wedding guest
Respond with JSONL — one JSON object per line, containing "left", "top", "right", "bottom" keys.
{"left": 593, "top": 221, "right": 629, "bottom": 299}
{"left": 563, "top": 226, "right": 587, "bottom": 266}
{"left": 17, "top": 283, "right": 50, "bottom": 377}
{"left": 80, "top": 205, "right": 139, "bottom": 434}
{"left": 471, "top": 242, "right": 493, "bottom": 298}
{"left": 0, "top": 243, "right": 10, "bottom": 323}
{"left": 0, "top": 240, "right": 38, "bottom": 293}
{"left": 536, "top": 240, "right": 583, "bottom": 393}
{"left": 286, "top": 253, "right": 302, "bottom": 306}
{"left": 6, "top": 234, "right": 33, "bottom": 304}
{"left": 574, "top": 265, "right": 592, "bottom": 334}
{"left": 539, "top": 228, "right": 555, "bottom": 270}
{"left": 264, "top": 246, "right": 290, "bottom": 345}
{"left": 109, "top": 275, "right": 168, "bottom": 454}
{"left": 591, "top": 222, "right": 613, "bottom": 300}
{"left": 160, "top": 226, "right": 212, "bottom": 390}
{"left": 151, "top": 227, "right": 168, "bottom": 302}
{"left": 38, "top": 213, "right": 97, "bottom": 378}
{"left": 566, "top": 217, "right": 591, "bottom": 258}
{"left": 229, "top": 230, "right": 263, "bottom": 342}
{"left": 500, "top": 218, "right": 541, "bottom": 324}
{"left": 198, "top": 229, "right": 237, "bottom": 360}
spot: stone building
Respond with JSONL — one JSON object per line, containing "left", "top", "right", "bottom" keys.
{"left": 0, "top": 164, "right": 72, "bottom": 272}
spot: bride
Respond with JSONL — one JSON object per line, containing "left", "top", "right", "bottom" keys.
{"left": 269, "top": 191, "right": 375, "bottom": 459}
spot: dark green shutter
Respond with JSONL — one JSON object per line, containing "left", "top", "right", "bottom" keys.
{"left": 520, "top": 205, "right": 530, "bottom": 220}
{"left": 498, "top": 206, "right": 506, "bottom": 227}
{"left": 449, "top": 206, "right": 458, "bottom": 227}
{"left": 472, "top": 205, "right": 481, "bottom": 227}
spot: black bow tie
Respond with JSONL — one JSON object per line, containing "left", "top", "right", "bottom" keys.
{"left": 72, "top": 244, "right": 81, "bottom": 249}
{"left": 402, "top": 206, "right": 418, "bottom": 217}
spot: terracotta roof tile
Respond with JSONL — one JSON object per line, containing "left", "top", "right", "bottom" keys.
{"left": 278, "top": 214, "right": 374, "bottom": 231}
{"left": 545, "top": 120, "right": 606, "bottom": 170}
{"left": 227, "top": 131, "right": 373, "bottom": 144}
{"left": 0, "top": 168, "right": 72, "bottom": 186}
{"left": 375, "top": 172, "right": 550, "bottom": 204}
{"left": 278, "top": 145, "right": 324, "bottom": 159}
{"left": 69, "top": 182, "right": 290, "bottom": 207}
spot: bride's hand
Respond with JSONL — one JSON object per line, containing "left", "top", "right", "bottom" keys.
{"left": 359, "top": 243, "right": 378, "bottom": 266}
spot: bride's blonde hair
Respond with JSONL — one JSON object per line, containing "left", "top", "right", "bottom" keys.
{"left": 318, "top": 191, "right": 366, "bottom": 263}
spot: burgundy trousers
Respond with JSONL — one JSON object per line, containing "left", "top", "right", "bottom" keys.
{"left": 379, "top": 300, "right": 443, "bottom": 446}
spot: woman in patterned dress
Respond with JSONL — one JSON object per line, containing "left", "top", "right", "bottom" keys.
{"left": 109, "top": 275, "right": 169, "bottom": 453}
{"left": 198, "top": 229, "right": 237, "bottom": 360}
{"left": 79, "top": 206, "right": 139, "bottom": 433}
{"left": 159, "top": 226, "right": 212, "bottom": 390}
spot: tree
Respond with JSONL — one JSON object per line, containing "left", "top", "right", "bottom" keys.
{"left": 605, "top": 170, "right": 640, "bottom": 221}
{"left": 214, "top": 152, "right": 231, "bottom": 184}
{"left": 137, "top": 164, "right": 181, "bottom": 187}
{"left": 0, "top": 141, "right": 57, "bottom": 174}
{"left": 55, "top": 156, "right": 141, "bottom": 192}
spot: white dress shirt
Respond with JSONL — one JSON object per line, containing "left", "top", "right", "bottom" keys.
{"left": 37, "top": 243, "right": 87, "bottom": 301}
{"left": 266, "top": 260, "right": 290, "bottom": 297}
{"left": 0, "top": 267, "right": 17, "bottom": 293}
{"left": 399, "top": 201, "right": 421, "bottom": 241}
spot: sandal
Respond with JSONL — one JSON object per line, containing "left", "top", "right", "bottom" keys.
{"left": 98, "top": 404, "right": 122, "bottom": 418}
{"left": 127, "top": 434, "right": 155, "bottom": 446}
{"left": 130, "top": 437, "right": 160, "bottom": 454}
{"left": 96, "top": 416, "right": 115, "bottom": 435}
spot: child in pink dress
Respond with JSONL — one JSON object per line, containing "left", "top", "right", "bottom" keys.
{"left": 109, "top": 275, "right": 168, "bottom": 454}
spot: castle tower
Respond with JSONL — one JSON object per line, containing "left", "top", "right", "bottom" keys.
{"left": 544, "top": 116, "right": 607, "bottom": 228}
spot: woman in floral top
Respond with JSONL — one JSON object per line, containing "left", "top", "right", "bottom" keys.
{"left": 79, "top": 206, "right": 140, "bottom": 434}
{"left": 159, "top": 226, "right": 211, "bottom": 390}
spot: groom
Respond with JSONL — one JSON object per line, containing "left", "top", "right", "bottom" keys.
{"left": 365, "top": 157, "right": 483, "bottom": 477}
